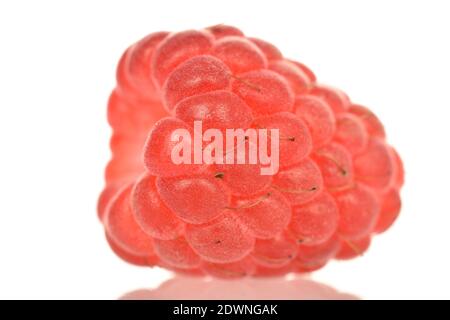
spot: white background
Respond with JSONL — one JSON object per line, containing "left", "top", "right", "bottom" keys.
{"left": 1, "top": 0, "right": 449, "bottom": 299}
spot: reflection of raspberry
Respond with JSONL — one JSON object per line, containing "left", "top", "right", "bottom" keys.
{"left": 99, "top": 25, "right": 404, "bottom": 278}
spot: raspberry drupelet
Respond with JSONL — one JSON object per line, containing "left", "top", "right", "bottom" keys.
{"left": 99, "top": 25, "right": 404, "bottom": 278}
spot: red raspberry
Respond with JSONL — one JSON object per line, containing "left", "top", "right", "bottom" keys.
{"left": 99, "top": 25, "right": 404, "bottom": 277}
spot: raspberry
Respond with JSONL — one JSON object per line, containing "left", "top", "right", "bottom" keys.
{"left": 271, "top": 60, "right": 311, "bottom": 93}
{"left": 99, "top": 25, "right": 404, "bottom": 277}
{"left": 295, "top": 235, "right": 341, "bottom": 271}
{"left": 232, "top": 69, "right": 294, "bottom": 115}
{"left": 333, "top": 113, "right": 368, "bottom": 155}
{"left": 310, "top": 85, "right": 350, "bottom": 114}
{"left": 336, "top": 236, "right": 372, "bottom": 260}
{"left": 391, "top": 147, "right": 405, "bottom": 188}
{"left": 163, "top": 55, "right": 232, "bottom": 111}
{"left": 375, "top": 188, "right": 401, "bottom": 234}
{"left": 206, "top": 25, "right": 244, "bottom": 39}
{"left": 212, "top": 36, "right": 267, "bottom": 74}
{"left": 289, "top": 192, "right": 339, "bottom": 245}
{"left": 249, "top": 38, "right": 283, "bottom": 61}
{"left": 289, "top": 60, "right": 317, "bottom": 83}
{"left": 156, "top": 175, "right": 229, "bottom": 224}
{"left": 153, "top": 236, "right": 201, "bottom": 269}
{"left": 117, "top": 32, "right": 169, "bottom": 99}
{"left": 312, "top": 143, "right": 353, "bottom": 189}
{"left": 272, "top": 158, "right": 323, "bottom": 205}
{"left": 152, "top": 30, "right": 214, "bottom": 87}
{"left": 215, "top": 159, "right": 273, "bottom": 196}
{"left": 251, "top": 233, "right": 298, "bottom": 268}
{"left": 232, "top": 190, "right": 292, "bottom": 239}
{"left": 174, "top": 90, "right": 253, "bottom": 132}
{"left": 353, "top": 138, "right": 394, "bottom": 190}
{"left": 185, "top": 214, "right": 255, "bottom": 263}
{"left": 202, "top": 257, "right": 256, "bottom": 278}
{"left": 294, "top": 95, "right": 336, "bottom": 148}
{"left": 132, "top": 174, "right": 184, "bottom": 240}
{"left": 253, "top": 112, "right": 312, "bottom": 167}
{"left": 335, "top": 184, "right": 380, "bottom": 239}
{"left": 143, "top": 117, "right": 203, "bottom": 177}
{"left": 349, "top": 104, "right": 386, "bottom": 138}
{"left": 104, "top": 185, "right": 158, "bottom": 261}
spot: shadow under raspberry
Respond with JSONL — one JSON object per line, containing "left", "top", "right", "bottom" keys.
{"left": 120, "top": 275, "right": 358, "bottom": 300}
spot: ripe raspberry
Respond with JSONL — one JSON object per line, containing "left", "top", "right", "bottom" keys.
{"left": 99, "top": 25, "right": 404, "bottom": 277}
